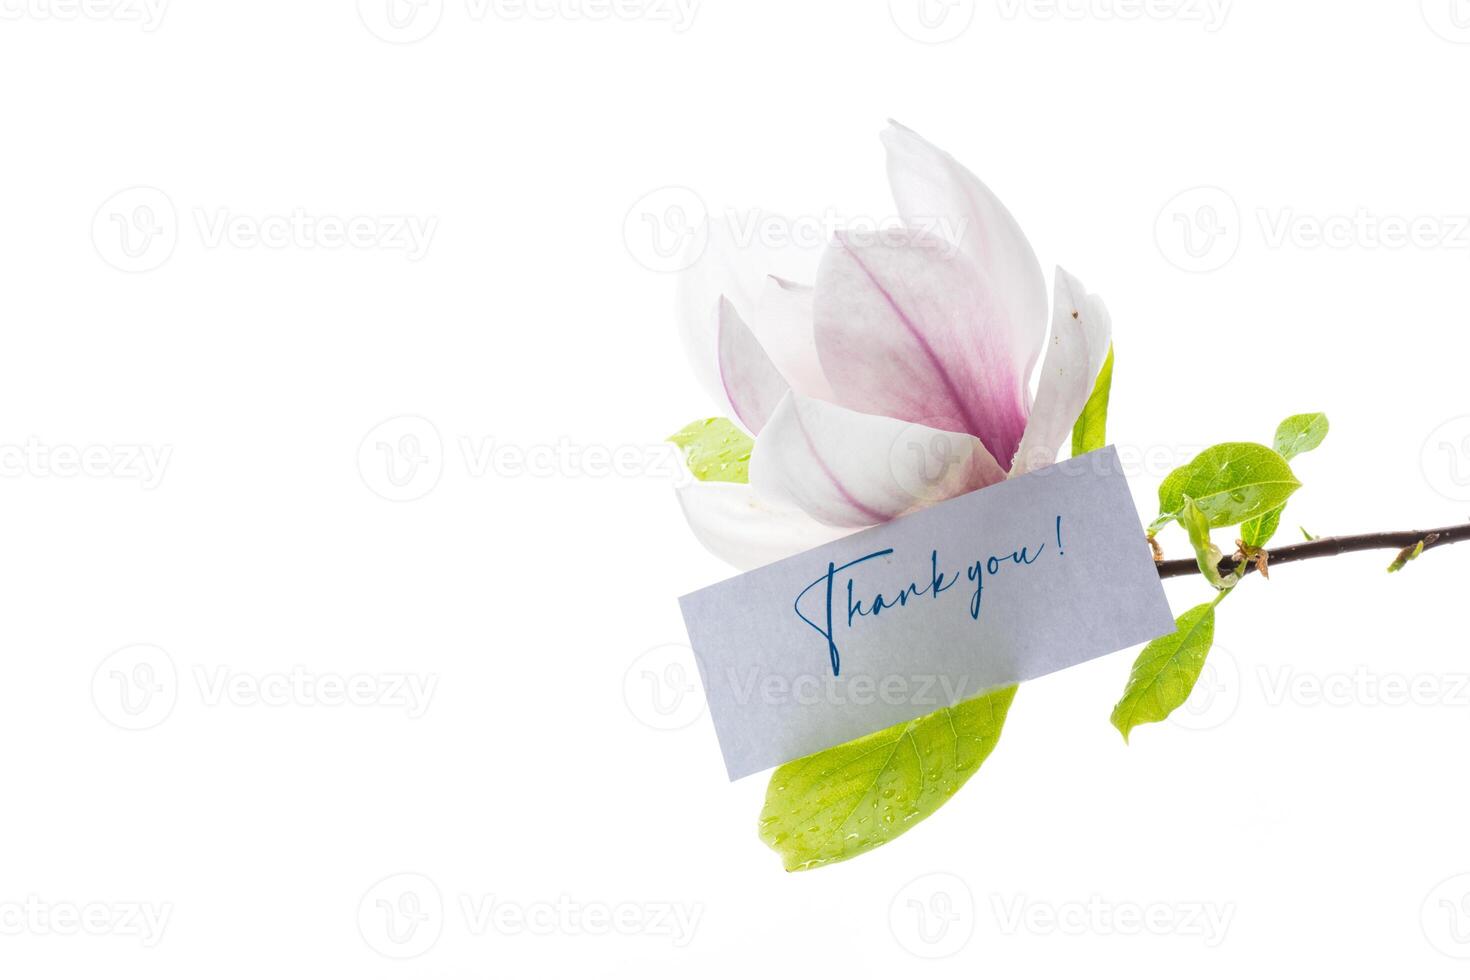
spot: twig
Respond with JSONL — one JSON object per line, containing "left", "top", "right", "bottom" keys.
{"left": 1154, "top": 521, "right": 1470, "bottom": 580}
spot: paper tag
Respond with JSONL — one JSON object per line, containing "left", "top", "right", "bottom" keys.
{"left": 678, "top": 446, "right": 1174, "bottom": 780}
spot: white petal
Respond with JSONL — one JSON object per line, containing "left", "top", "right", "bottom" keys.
{"left": 753, "top": 276, "right": 834, "bottom": 401}
{"left": 675, "top": 480, "right": 850, "bottom": 572}
{"left": 881, "top": 120, "right": 1048, "bottom": 392}
{"left": 675, "top": 214, "right": 820, "bottom": 416}
{"left": 750, "top": 392, "right": 1006, "bottom": 528}
{"left": 1011, "top": 268, "right": 1113, "bottom": 475}
{"left": 717, "top": 298, "right": 789, "bottom": 434}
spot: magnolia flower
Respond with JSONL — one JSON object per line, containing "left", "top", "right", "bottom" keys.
{"left": 675, "top": 122, "right": 1112, "bottom": 571}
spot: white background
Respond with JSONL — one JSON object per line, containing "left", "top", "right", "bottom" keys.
{"left": 3, "top": 0, "right": 1470, "bottom": 976}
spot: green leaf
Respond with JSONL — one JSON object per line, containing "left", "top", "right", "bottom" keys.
{"left": 1387, "top": 539, "right": 1427, "bottom": 573}
{"left": 1300, "top": 526, "right": 1318, "bottom": 541}
{"left": 1110, "top": 600, "right": 1221, "bottom": 742}
{"left": 1272, "top": 413, "right": 1329, "bottom": 461}
{"left": 759, "top": 686, "right": 1017, "bottom": 872}
{"left": 1151, "top": 469, "right": 1188, "bottom": 535}
{"left": 668, "top": 417, "right": 752, "bottom": 484}
{"left": 1241, "top": 414, "right": 1328, "bottom": 548}
{"left": 1240, "top": 507, "right": 1282, "bottom": 550}
{"left": 1155, "top": 442, "right": 1301, "bottom": 530}
{"left": 1181, "top": 497, "right": 1238, "bottom": 590}
{"left": 1070, "top": 344, "right": 1114, "bottom": 457}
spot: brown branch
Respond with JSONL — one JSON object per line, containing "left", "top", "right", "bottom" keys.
{"left": 1154, "top": 521, "right": 1470, "bottom": 581}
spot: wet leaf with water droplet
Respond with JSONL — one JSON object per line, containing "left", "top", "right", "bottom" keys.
{"left": 668, "top": 417, "right": 753, "bottom": 483}
{"left": 757, "top": 687, "right": 1017, "bottom": 871}
{"left": 1155, "top": 442, "right": 1300, "bottom": 530}
{"left": 1271, "top": 413, "right": 1329, "bottom": 462}
{"left": 1111, "top": 600, "right": 1220, "bottom": 742}
{"left": 1243, "top": 414, "right": 1328, "bottom": 548}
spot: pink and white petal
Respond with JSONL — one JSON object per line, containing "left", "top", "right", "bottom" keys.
{"left": 718, "top": 298, "right": 789, "bottom": 434}
{"left": 814, "top": 229, "right": 1031, "bottom": 469}
{"left": 752, "top": 276, "right": 834, "bottom": 402}
{"left": 750, "top": 393, "right": 1006, "bottom": 528}
{"left": 675, "top": 214, "right": 820, "bottom": 415}
{"left": 881, "top": 120, "right": 1048, "bottom": 387}
{"left": 675, "top": 480, "right": 851, "bottom": 572}
{"left": 1011, "top": 268, "right": 1113, "bottom": 475}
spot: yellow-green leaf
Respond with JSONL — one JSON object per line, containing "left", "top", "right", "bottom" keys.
{"left": 1071, "top": 344, "right": 1114, "bottom": 457}
{"left": 1387, "top": 539, "right": 1427, "bottom": 573}
{"left": 1181, "top": 497, "right": 1237, "bottom": 590}
{"left": 668, "top": 417, "right": 752, "bottom": 483}
{"left": 1272, "top": 412, "right": 1329, "bottom": 461}
{"left": 1240, "top": 507, "right": 1283, "bottom": 550}
{"left": 759, "top": 687, "right": 1017, "bottom": 871}
{"left": 1111, "top": 601, "right": 1219, "bottom": 742}
{"left": 1242, "top": 414, "right": 1328, "bottom": 548}
{"left": 1156, "top": 442, "right": 1300, "bottom": 530}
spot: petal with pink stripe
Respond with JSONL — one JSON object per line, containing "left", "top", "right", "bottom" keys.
{"left": 750, "top": 392, "right": 1006, "bottom": 528}
{"left": 717, "top": 297, "right": 789, "bottom": 434}
{"left": 881, "top": 120, "right": 1048, "bottom": 388}
{"left": 813, "top": 229, "right": 1032, "bottom": 469}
